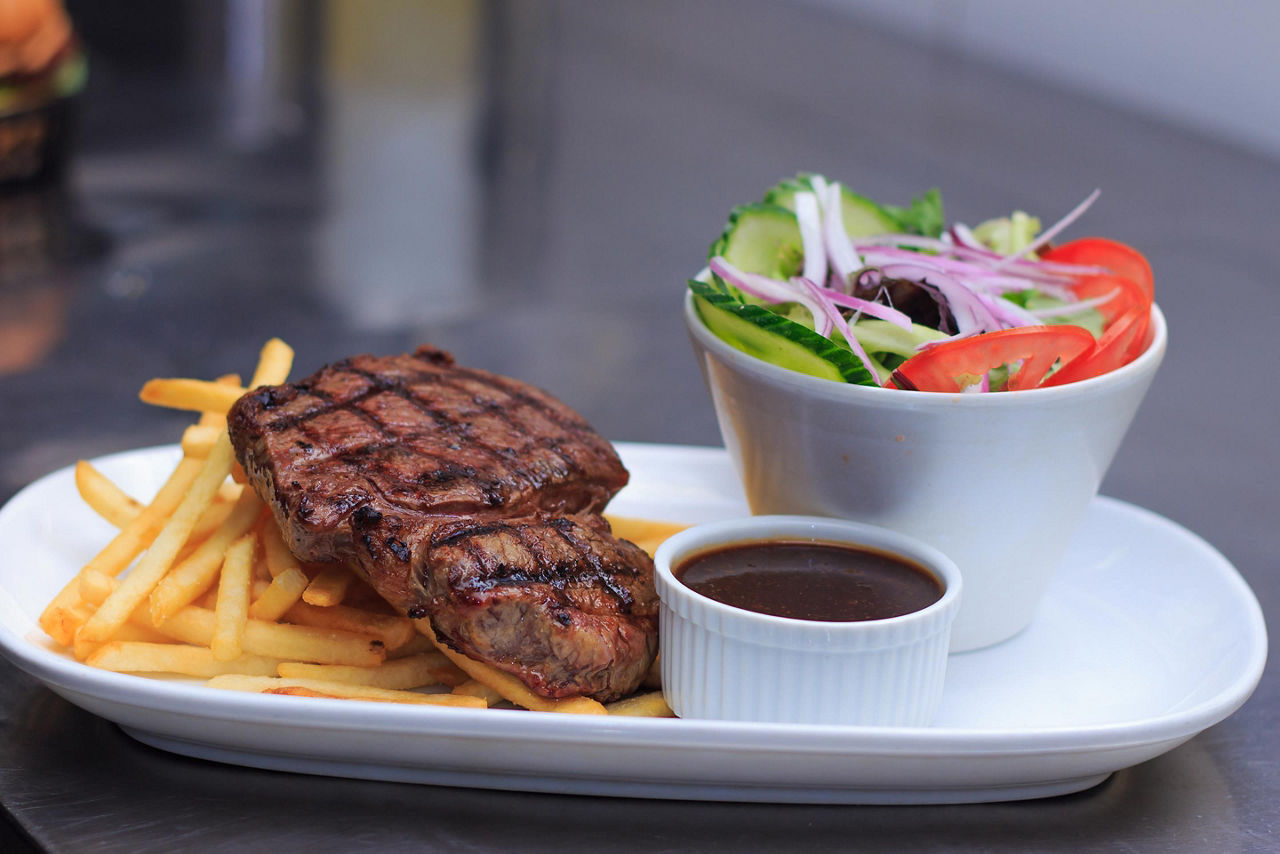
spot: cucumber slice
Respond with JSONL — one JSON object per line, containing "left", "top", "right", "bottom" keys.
{"left": 708, "top": 203, "right": 803, "bottom": 280}
{"left": 763, "top": 176, "right": 901, "bottom": 239}
{"left": 760, "top": 174, "right": 815, "bottom": 207}
{"left": 849, "top": 319, "right": 950, "bottom": 383}
{"left": 852, "top": 319, "right": 949, "bottom": 360}
{"left": 689, "top": 280, "right": 876, "bottom": 385}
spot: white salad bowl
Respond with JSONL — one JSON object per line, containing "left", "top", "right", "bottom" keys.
{"left": 654, "top": 515, "right": 961, "bottom": 726}
{"left": 685, "top": 292, "right": 1167, "bottom": 652}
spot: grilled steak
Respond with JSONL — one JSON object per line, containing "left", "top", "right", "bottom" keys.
{"left": 230, "top": 346, "right": 629, "bottom": 566}
{"left": 421, "top": 514, "right": 657, "bottom": 699}
{"left": 227, "top": 346, "right": 657, "bottom": 701}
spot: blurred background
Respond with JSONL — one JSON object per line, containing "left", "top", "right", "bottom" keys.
{"left": 815, "top": 0, "right": 1280, "bottom": 159}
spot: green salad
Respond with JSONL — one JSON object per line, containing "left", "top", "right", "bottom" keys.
{"left": 690, "top": 174, "right": 1155, "bottom": 392}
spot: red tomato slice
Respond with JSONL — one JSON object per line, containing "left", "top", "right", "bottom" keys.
{"left": 891, "top": 325, "right": 1095, "bottom": 392}
{"left": 1042, "top": 306, "right": 1147, "bottom": 386}
{"left": 1129, "top": 316, "right": 1157, "bottom": 363}
{"left": 1043, "top": 237, "right": 1154, "bottom": 302}
{"left": 1044, "top": 237, "right": 1154, "bottom": 373}
{"left": 1068, "top": 272, "right": 1147, "bottom": 326}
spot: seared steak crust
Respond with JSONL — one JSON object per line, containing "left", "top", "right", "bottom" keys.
{"left": 229, "top": 346, "right": 628, "bottom": 564}
{"left": 227, "top": 346, "right": 655, "bottom": 701}
{"left": 423, "top": 514, "right": 657, "bottom": 700}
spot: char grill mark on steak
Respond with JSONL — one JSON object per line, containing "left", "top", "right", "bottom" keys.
{"left": 262, "top": 366, "right": 591, "bottom": 501}
{"left": 228, "top": 347, "right": 653, "bottom": 701}
{"left": 250, "top": 355, "right": 604, "bottom": 518}
{"left": 420, "top": 513, "right": 657, "bottom": 700}
{"left": 232, "top": 346, "right": 633, "bottom": 565}
{"left": 434, "top": 516, "right": 640, "bottom": 609}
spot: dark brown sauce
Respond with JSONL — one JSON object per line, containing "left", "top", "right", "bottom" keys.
{"left": 674, "top": 540, "right": 942, "bottom": 622}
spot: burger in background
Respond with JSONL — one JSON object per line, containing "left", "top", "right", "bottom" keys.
{"left": 0, "top": 0, "right": 85, "bottom": 186}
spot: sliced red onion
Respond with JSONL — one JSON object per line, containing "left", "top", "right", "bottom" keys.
{"left": 878, "top": 262, "right": 1001, "bottom": 335}
{"left": 708, "top": 256, "right": 829, "bottom": 334}
{"left": 821, "top": 182, "right": 864, "bottom": 285}
{"left": 709, "top": 257, "right": 797, "bottom": 303}
{"left": 823, "top": 287, "right": 913, "bottom": 329}
{"left": 980, "top": 293, "right": 1040, "bottom": 328}
{"left": 855, "top": 233, "right": 954, "bottom": 253}
{"left": 811, "top": 306, "right": 834, "bottom": 338}
{"left": 859, "top": 248, "right": 1021, "bottom": 286}
{"left": 949, "top": 222, "right": 996, "bottom": 254}
{"left": 854, "top": 232, "right": 1104, "bottom": 282}
{"left": 857, "top": 246, "right": 1080, "bottom": 302}
{"left": 1023, "top": 288, "right": 1119, "bottom": 318}
{"left": 794, "top": 276, "right": 878, "bottom": 378}
{"left": 860, "top": 244, "right": 1077, "bottom": 285}
{"left": 994, "top": 188, "right": 1100, "bottom": 268}
{"left": 794, "top": 191, "right": 828, "bottom": 287}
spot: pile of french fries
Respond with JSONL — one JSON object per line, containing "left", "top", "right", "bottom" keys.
{"left": 39, "top": 339, "right": 675, "bottom": 717}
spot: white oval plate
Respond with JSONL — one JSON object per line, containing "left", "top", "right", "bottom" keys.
{"left": 0, "top": 444, "right": 1266, "bottom": 804}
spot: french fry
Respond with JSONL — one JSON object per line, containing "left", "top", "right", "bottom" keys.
{"left": 251, "top": 546, "right": 272, "bottom": 584}
{"left": 211, "top": 372, "right": 243, "bottom": 389}
{"left": 74, "top": 461, "right": 143, "bottom": 529}
{"left": 139, "top": 378, "right": 247, "bottom": 415}
{"left": 266, "top": 687, "right": 351, "bottom": 699}
{"left": 54, "top": 603, "right": 94, "bottom": 647}
{"left": 153, "top": 606, "right": 386, "bottom": 667}
{"left": 216, "top": 480, "right": 243, "bottom": 503}
{"left": 605, "top": 690, "right": 674, "bottom": 718}
{"left": 87, "top": 642, "right": 281, "bottom": 678}
{"left": 260, "top": 521, "right": 301, "bottom": 579}
{"left": 301, "top": 565, "right": 352, "bottom": 607}
{"left": 101, "top": 600, "right": 174, "bottom": 645}
{"left": 452, "top": 679, "right": 504, "bottom": 707}
{"left": 79, "top": 579, "right": 170, "bottom": 644}
{"left": 78, "top": 568, "right": 117, "bottom": 606}
{"left": 277, "top": 652, "right": 466, "bottom": 690}
{"left": 100, "top": 620, "right": 174, "bottom": 646}
{"left": 39, "top": 456, "right": 204, "bottom": 646}
{"left": 185, "top": 491, "right": 237, "bottom": 545}
{"left": 206, "top": 674, "right": 486, "bottom": 707}
{"left": 283, "top": 601, "right": 415, "bottom": 650}
{"left": 75, "top": 434, "right": 237, "bottom": 649}
{"left": 74, "top": 608, "right": 125, "bottom": 661}
{"left": 386, "top": 631, "right": 438, "bottom": 659}
{"left": 248, "top": 567, "right": 309, "bottom": 621}
{"left": 603, "top": 515, "right": 690, "bottom": 557}
{"left": 149, "top": 488, "right": 263, "bottom": 624}
{"left": 196, "top": 376, "right": 239, "bottom": 429}
{"left": 413, "top": 619, "right": 606, "bottom": 715}
{"left": 211, "top": 533, "right": 256, "bottom": 661}
{"left": 247, "top": 338, "right": 294, "bottom": 388}
{"left": 180, "top": 424, "right": 222, "bottom": 459}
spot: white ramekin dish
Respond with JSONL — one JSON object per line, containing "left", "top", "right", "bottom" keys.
{"left": 654, "top": 515, "right": 961, "bottom": 727}
{"left": 685, "top": 293, "right": 1166, "bottom": 652}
